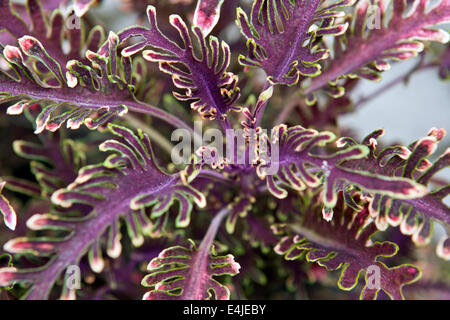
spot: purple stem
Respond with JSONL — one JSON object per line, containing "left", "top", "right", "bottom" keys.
{"left": 182, "top": 206, "right": 230, "bottom": 299}
{"left": 0, "top": 80, "right": 193, "bottom": 133}
{"left": 254, "top": 81, "right": 272, "bottom": 127}
{"left": 198, "top": 169, "right": 231, "bottom": 183}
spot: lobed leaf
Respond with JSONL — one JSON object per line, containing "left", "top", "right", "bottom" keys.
{"left": 274, "top": 192, "right": 422, "bottom": 299}
{"left": 237, "top": 0, "right": 354, "bottom": 86}
{"left": 6, "top": 106, "right": 85, "bottom": 197}
{"left": 142, "top": 240, "right": 240, "bottom": 300}
{"left": 119, "top": 5, "right": 240, "bottom": 120}
{"left": 305, "top": 0, "right": 450, "bottom": 95}
{"left": 142, "top": 207, "right": 240, "bottom": 300}
{"left": 193, "top": 0, "right": 225, "bottom": 36}
{"left": 258, "top": 124, "right": 428, "bottom": 209}
{"left": 0, "top": 2, "right": 190, "bottom": 132}
{"left": 0, "top": 180, "right": 17, "bottom": 230}
{"left": 0, "top": 124, "right": 206, "bottom": 299}
{"left": 338, "top": 128, "right": 450, "bottom": 258}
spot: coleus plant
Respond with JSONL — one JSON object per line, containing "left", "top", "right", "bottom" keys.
{"left": 0, "top": 0, "right": 448, "bottom": 300}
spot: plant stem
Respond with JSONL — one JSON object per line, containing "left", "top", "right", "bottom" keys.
{"left": 198, "top": 206, "right": 231, "bottom": 253}
{"left": 128, "top": 98, "right": 194, "bottom": 132}
{"left": 124, "top": 114, "right": 175, "bottom": 156}
{"left": 254, "top": 81, "right": 273, "bottom": 127}
{"left": 198, "top": 169, "right": 231, "bottom": 183}
{"left": 182, "top": 206, "right": 231, "bottom": 300}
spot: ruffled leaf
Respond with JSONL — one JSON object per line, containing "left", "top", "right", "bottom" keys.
{"left": 142, "top": 207, "right": 240, "bottom": 300}
{"left": 225, "top": 195, "right": 255, "bottom": 234}
{"left": 119, "top": 5, "right": 240, "bottom": 120}
{"left": 338, "top": 128, "right": 450, "bottom": 256}
{"left": 0, "top": 124, "right": 206, "bottom": 299}
{"left": 0, "top": 180, "right": 17, "bottom": 230}
{"left": 0, "top": 3, "right": 189, "bottom": 132}
{"left": 0, "top": 0, "right": 102, "bottom": 72}
{"left": 193, "top": 0, "right": 225, "bottom": 36}
{"left": 306, "top": 0, "right": 450, "bottom": 95}
{"left": 8, "top": 106, "right": 85, "bottom": 196}
{"left": 142, "top": 240, "right": 240, "bottom": 300}
{"left": 237, "top": 0, "right": 354, "bottom": 85}
{"left": 258, "top": 125, "right": 428, "bottom": 209}
{"left": 1, "top": 33, "right": 134, "bottom": 132}
{"left": 274, "top": 192, "right": 422, "bottom": 299}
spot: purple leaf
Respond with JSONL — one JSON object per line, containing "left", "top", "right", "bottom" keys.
{"left": 258, "top": 125, "right": 428, "bottom": 208}
{"left": 142, "top": 207, "right": 240, "bottom": 300}
{"left": 0, "top": 177, "right": 41, "bottom": 198}
{"left": 0, "top": 0, "right": 99, "bottom": 71}
{"left": 0, "top": 180, "right": 17, "bottom": 230}
{"left": 306, "top": 0, "right": 450, "bottom": 95}
{"left": 225, "top": 194, "right": 255, "bottom": 234}
{"left": 438, "top": 45, "right": 450, "bottom": 80}
{"left": 193, "top": 0, "right": 225, "bottom": 36}
{"left": 274, "top": 192, "right": 422, "bottom": 300}
{"left": 0, "top": 124, "right": 206, "bottom": 299}
{"left": 243, "top": 215, "right": 278, "bottom": 250}
{"left": 40, "top": 0, "right": 69, "bottom": 11}
{"left": 0, "top": 32, "right": 191, "bottom": 132}
{"left": 119, "top": 5, "right": 240, "bottom": 120}
{"left": 338, "top": 128, "right": 450, "bottom": 254}
{"left": 237, "top": 0, "right": 353, "bottom": 85}
{"left": 9, "top": 106, "right": 85, "bottom": 196}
